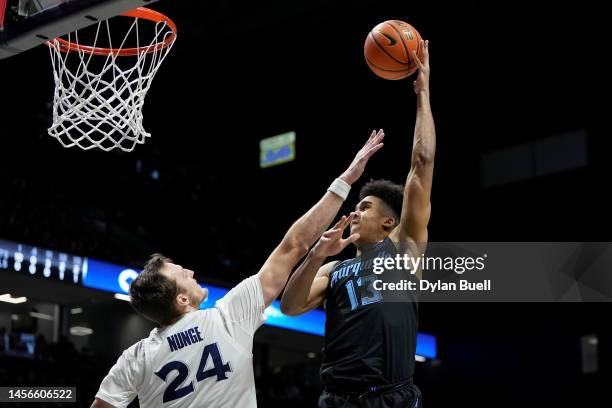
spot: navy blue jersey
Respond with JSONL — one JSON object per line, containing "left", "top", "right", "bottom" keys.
{"left": 320, "top": 237, "right": 418, "bottom": 389}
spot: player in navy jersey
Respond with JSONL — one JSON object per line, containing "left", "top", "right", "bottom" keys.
{"left": 89, "top": 130, "right": 387, "bottom": 408}
{"left": 281, "top": 40, "right": 434, "bottom": 408}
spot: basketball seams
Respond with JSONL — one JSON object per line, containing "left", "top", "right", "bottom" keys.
{"left": 365, "top": 54, "right": 411, "bottom": 73}
{"left": 369, "top": 30, "right": 407, "bottom": 66}
{"left": 367, "top": 65, "right": 408, "bottom": 80}
{"left": 364, "top": 20, "right": 422, "bottom": 80}
{"left": 387, "top": 21, "right": 412, "bottom": 66}
{"left": 365, "top": 59, "right": 411, "bottom": 80}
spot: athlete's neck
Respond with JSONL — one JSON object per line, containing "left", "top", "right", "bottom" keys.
{"left": 356, "top": 238, "right": 385, "bottom": 257}
{"left": 163, "top": 307, "right": 198, "bottom": 328}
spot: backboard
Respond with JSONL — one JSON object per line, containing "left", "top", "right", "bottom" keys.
{"left": 0, "top": 0, "right": 160, "bottom": 59}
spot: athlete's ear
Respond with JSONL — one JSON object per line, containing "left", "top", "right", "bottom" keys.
{"left": 176, "top": 293, "right": 190, "bottom": 307}
{"left": 382, "top": 216, "right": 396, "bottom": 231}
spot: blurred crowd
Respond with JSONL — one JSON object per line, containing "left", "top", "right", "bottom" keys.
{"left": 0, "top": 169, "right": 263, "bottom": 283}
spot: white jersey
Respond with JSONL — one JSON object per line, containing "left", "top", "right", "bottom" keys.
{"left": 96, "top": 275, "right": 267, "bottom": 408}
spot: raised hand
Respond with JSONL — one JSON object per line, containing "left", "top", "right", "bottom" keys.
{"left": 412, "top": 39, "right": 430, "bottom": 94}
{"left": 339, "top": 129, "right": 385, "bottom": 185}
{"left": 312, "top": 214, "right": 360, "bottom": 258}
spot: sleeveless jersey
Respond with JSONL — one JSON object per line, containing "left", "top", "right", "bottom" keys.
{"left": 321, "top": 237, "right": 418, "bottom": 389}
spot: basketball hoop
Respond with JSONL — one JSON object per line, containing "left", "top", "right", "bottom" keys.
{"left": 46, "top": 7, "right": 177, "bottom": 152}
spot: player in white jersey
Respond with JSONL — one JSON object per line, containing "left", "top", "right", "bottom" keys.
{"left": 90, "top": 130, "right": 386, "bottom": 408}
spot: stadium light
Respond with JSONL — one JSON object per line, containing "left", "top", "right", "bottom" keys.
{"left": 29, "top": 312, "right": 54, "bottom": 320}
{"left": 114, "top": 293, "right": 131, "bottom": 302}
{"left": 70, "top": 326, "right": 94, "bottom": 336}
{"left": 0, "top": 293, "right": 27, "bottom": 304}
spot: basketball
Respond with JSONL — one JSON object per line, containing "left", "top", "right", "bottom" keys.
{"left": 364, "top": 20, "right": 424, "bottom": 80}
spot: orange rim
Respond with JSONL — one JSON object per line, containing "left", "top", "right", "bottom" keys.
{"left": 47, "top": 7, "right": 177, "bottom": 56}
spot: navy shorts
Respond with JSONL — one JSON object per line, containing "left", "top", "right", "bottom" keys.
{"left": 318, "top": 382, "right": 421, "bottom": 408}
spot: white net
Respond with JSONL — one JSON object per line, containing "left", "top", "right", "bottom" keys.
{"left": 47, "top": 11, "right": 176, "bottom": 152}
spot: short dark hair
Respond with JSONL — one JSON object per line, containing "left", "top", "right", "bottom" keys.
{"left": 129, "top": 254, "right": 180, "bottom": 326}
{"left": 358, "top": 179, "right": 404, "bottom": 221}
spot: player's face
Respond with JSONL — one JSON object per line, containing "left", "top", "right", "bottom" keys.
{"left": 350, "top": 196, "right": 394, "bottom": 244}
{"left": 161, "top": 262, "right": 208, "bottom": 308}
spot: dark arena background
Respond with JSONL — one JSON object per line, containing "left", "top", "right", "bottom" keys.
{"left": 0, "top": 0, "right": 606, "bottom": 407}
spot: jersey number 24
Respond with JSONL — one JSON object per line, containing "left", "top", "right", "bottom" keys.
{"left": 155, "top": 342, "right": 232, "bottom": 403}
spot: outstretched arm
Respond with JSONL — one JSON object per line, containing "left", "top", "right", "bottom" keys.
{"left": 259, "top": 131, "right": 384, "bottom": 307}
{"left": 390, "top": 40, "right": 435, "bottom": 246}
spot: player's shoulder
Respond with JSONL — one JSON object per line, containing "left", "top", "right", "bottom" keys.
{"left": 183, "top": 308, "right": 226, "bottom": 333}
{"left": 121, "top": 337, "right": 147, "bottom": 361}
{"left": 150, "top": 310, "right": 215, "bottom": 339}
{"left": 171, "top": 309, "right": 218, "bottom": 328}
{"left": 332, "top": 258, "right": 354, "bottom": 270}
{"left": 316, "top": 259, "right": 351, "bottom": 281}
{"left": 386, "top": 234, "right": 422, "bottom": 256}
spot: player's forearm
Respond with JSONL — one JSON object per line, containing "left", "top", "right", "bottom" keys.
{"left": 412, "top": 90, "right": 436, "bottom": 166}
{"left": 280, "top": 250, "right": 326, "bottom": 314}
{"left": 259, "top": 184, "right": 347, "bottom": 306}
{"left": 284, "top": 189, "right": 345, "bottom": 251}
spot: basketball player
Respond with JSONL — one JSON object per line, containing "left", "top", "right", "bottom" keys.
{"left": 89, "top": 130, "right": 385, "bottom": 408}
{"left": 281, "top": 40, "right": 434, "bottom": 408}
